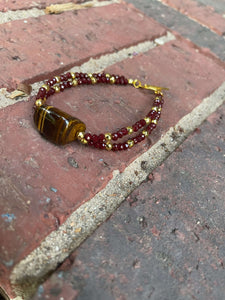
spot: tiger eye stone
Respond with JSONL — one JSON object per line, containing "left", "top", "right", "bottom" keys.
{"left": 34, "top": 105, "right": 86, "bottom": 145}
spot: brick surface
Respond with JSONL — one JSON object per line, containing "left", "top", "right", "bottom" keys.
{"left": 161, "top": 0, "right": 225, "bottom": 35}
{"left": 0, "top": 0, "right": 83, "bottom": 12}
{"left": 126, "top": 0, "right": 225, "bottom": 61}
{"left": 31, "top": 104, "right": 225, "bottom": 300}
{"left": 1, "top": 35, "right": 225, "bottom": 297}
{"left": 0, "top": 3, "right": 166, "bottom": 90}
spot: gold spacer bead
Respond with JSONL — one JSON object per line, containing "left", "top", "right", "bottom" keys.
{"left": 105, "top": 142, "right": 112, "bottom": 151}
{"left": 127, "top": 126, "right": 133, "bottom": 134}
{"left": 53, "top": 85, "right": 60, "bottom": 93}
{"left": 42, "top": 84, "right": 50, "bottom": 91}
{"left": 151, "top": 106, "right": 158, "bottom": 112}
{"left": 128, "top": 79, "right": 134, "bottom": 84}
{"left": 158, "top": 107, "right": 162, "bottom": 112}
{"left": 81, "top": 138, "right": 88, "bottom": 145}
{"left": 55, "top": 76, "right": 61, "bottom": 83}
{"left": 105, "top": 133, "right": 112, "bottom": 141}
{"left": 144, "top": 117, "right": 151, "bottom": 124}
{"left": 91, "top": 77, "right": 97, "bottom": 84}
{"left": 105, "top": 73, "right": 110, "bottom": 78}
{"left": 110, "top": 76, "right": 116, "bottom": 84}
{"left": 35, "top": 99, "right": 43, "bottom": 107}
{"left": 77, "top": 132, "right": 85, "bottom": 140}
{"left": 127, "top": 139, "right": 134, "bottom": 148}
{"left": 88, "top": 73, "right": 93, "bottom": 78}
{"left": 72, "top": 79, "right": 78, "bottom": 86}
{"left": 142, "top": 130, "right": 148, "bottom": 137}
{"left": 71, "top": 72, "right": 75, "bottom": 79}
{"left": 151, "top": 119, "right": 158, "bottom": 125}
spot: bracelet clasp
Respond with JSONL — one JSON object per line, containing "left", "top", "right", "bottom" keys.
{"left": 132, "top": 79, "right": 169, "bottom": 94}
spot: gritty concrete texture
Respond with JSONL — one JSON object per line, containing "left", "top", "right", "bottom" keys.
{"left": 31, "top": 101, "right": 225, "bottom": 300}
{"left": 0, "top": 2, "right": 166, "bottom": 90}
{"left": 127, "top": 0, "right": 225, "bottom": 61}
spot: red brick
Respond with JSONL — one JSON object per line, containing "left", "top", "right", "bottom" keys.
{"left": 0, "top": 0, "right": 80, "bottom": 11}
{"left": 1, "top": 36, "right": 225, "bottom": 297}
{"left": 161, "top": 0, "right": 225, "bottom": 35}
{"left": 0, "top": 3, "right": 166, "bottom": 90}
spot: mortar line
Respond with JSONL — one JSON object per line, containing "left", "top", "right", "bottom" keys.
{"left": 0, "top": 0, "right": 120, "bottom": 25}
{"left": 10, "top": 81, "right": 225, "bottom": 299}
{"left": 0, "top": 31, "right": 175, "bottom": 109}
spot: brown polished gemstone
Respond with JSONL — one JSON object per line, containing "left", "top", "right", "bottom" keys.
{"left": 34, "top": 105, "right": 86, "bottom": 145}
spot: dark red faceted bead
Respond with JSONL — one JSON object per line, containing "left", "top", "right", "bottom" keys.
{"left": 86, "top": 77, "right": 92, "bottom": 84}
{"left": 81, "top": 78, "right": 87, "bottom": 84}
{"left": 59, "top": 83, "right": 65, "bottom": 92}
{"left": 98, "top": 134, "right": 105, "bottom": 142}
{"left": 46, "top": 79, "right": 54, "bottom": 86}
{"left": 91, "top": 134, "right": 99, "bottom": 144}
{"left": 79, "top": 73, "right": 85, "bottom": 78}
{"left": 46, "top": 88, "right": 55, "bottom": 97}
{"left": 112, "top": 132, "right": 119, "bottom": 141}
{"left": 140, "top": 119, "right": 146, "bottom": 127}
{"left": 78, "top": 79, "right": 83, "bottom": 85}
{"left": 147, "top": 123, "right": 156, "bottom": 133}
{"left": 132, "top": 124, "right": 139, "bottom": 132}
{"left": 112, "top": 144, "right": 119, "bottom": 151}
{"left": 106, "top": 77, "right": 110, "bottom": 84}
{"left": 133, "top": 137, "right": 138, "bottom": 144}
{"left": 65, "top": 72, "right": 72, "bottom": 79}
{"left": 99, "top": 143, "right": 106, "bottom": 150}
{"left": 124, "top": 78, "right": 128, "bottom": 85}
{"left": 148, "top": 110, "right": 158, "bottom": 119}
{"left": 84, "top": 133, "right": 92, "bottom": 142}
{"left": 120, "top": 127, "right": 128, "bottom": 135}
{"left": 60, "top": 74, "right": 67, "bottom": 82}
{"left": 118, "top": 143, "right": 124, "bottom": 151}
{"left": 38, "top": 87, "right": 47, "bottom": 98}
{"left": 123, "top": 143, "right": 129, "bottom": 150}
{"left": 117, "top": 131, "right": 123, "bottom": 139}
{"left": 94, "top": 142, "right": 100, "bottom": 149}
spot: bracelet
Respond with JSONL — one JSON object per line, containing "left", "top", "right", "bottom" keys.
{"left": 34, "top": 72, "right": 168, "bottom": 151}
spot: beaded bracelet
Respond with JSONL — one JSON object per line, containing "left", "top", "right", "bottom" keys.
{"left": 34, "top": 72, "right": 168, "bottom": 151}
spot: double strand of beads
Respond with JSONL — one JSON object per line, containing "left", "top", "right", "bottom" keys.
{"left": 34, "top": 72, "right": 166, "bottom": 151}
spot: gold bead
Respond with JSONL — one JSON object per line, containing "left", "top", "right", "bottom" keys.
{"left": 77, "top": 131, "right": 85, "bottom": 140}
{"left": 105, "top": 73, "right": 110, "bottom": 78}
{"left": 151, "top": 106, "right": 158, "bottom": 112}
{"left": 127, "top": 126, "right": 133, "bottom": 134}
{"left": 71, "top": 72, "right": 75, "bottom": 79}
{"left": 158, "top": 107, "right": 162, "bottom": 112}
{"left": 55, "top": 76, "right": 61, "bottom": 83}
{"left": 41, "top": 84, "right": 50, "bottom": 91}
{"left": 88, "top": 73, "right": 93, "bottom": 78}
{"left": 144, "top": 117, "right": 151, "bottom": 124}
{"left": 81, "top": 138, "right": 88, "bottom": 145}
{"left": 105, "top": 142, "right": 112, "bottom": 151}
{"left": 128, "top": 79, "right": 133, "bottom": 84}
{"left": 35, "top": 99, "right": 43, "bottom": 107}
{"left": 151, "top": 119, "right": 158, "bottom": 125}
{"left": 127, "top": 139, "right": 134, "bottom": 148}
{"left": 91, "top": 77, "right": 97, "bottom": 84}
{"left": 53, "top": 85, "right": 60, "bottom": 93}
{"left": 142, "top": 130, "right": 148, "bottom": 137}
{"left": 110, "top": 76, "right": 115, "bottom": 84}
{"left": 105, "top": 133, "right": 112, "bottom": 141}
{"left": 72, "top": 79, "right": 78, "bottom": 86}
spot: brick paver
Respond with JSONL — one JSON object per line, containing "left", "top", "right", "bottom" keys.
{"left": 1, "top": 0, "right": 225, "bottom": 299}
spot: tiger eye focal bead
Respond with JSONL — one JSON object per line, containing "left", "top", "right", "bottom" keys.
{"left": 34, "top": 105, "right": 86, "bottom": 145}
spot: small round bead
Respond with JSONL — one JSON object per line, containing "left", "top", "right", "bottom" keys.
{"left": 91, "top": 134, "right": 99, "bottom": 144}
{"left": 117, "top": 131, "right": 123, "bottom": 138}
{"left": 144, "top": 117, "right": 151, "bottom": 124}
{"left": 120, "top": 127, "right": 128, "bottom": 135}
{"left": 91, "top": 77, "right": 97, "bottom": 84}
{"left": 105, "top": 73, "right": 110, "bottom": 78}
{"left": 98, "top": 134, "right": 106, "bottom": 142}
{"left": 80, "top": 138, "right": 88, "bottom": 145}
{"left": 118, "top": 143, "right": 124, "bottom": 151}
{"left": 123, "top": 143, "right": 129, "bottom": 150}
{"left": 71, "top": 72, "right": 76, "bottom": 79}
{"left": 55, "top": 76, "right": 61, "bottom": 83}
{"left": 72, "top": 79, "right": 78, "bottom": 86}
{"left": 35, "top": 99, "right": 43, "bottom": 107}
{"left": 127, "top": 139, "right": 134, "bottom": 148}
{"left": 77, "top": 132, "right": 85, "bottom": 140}
{"left": 84, "top": 133, "right": 92, "bottom": 142}
{"left": 111, "top": 132, "right": 119, "bottom": 141}
{"left": 151, "top": 119, "right": 158, "bottom": 125}
{"left": 127, "top": 126, "right": 133, "bottom": 134}
{"left": 142, "top": 130, "right": 148, "bottom": 137}
{"left": 128, "top": 79, "right": 133, "bottom": 84}
{"left": 99, "top": 142, "right": 106, "bottom": 150}
{"left": 151, "top": 107, "right": 158, "bottom": 112}
{"left": 41, "top": 84, "right": 50, "bottom": 91}
{"left": 133, "top": 137, "right": 138, "bottom": 144}
{"left": 110, "top": 76, "right": 116, "bottom": 84}
{"left": 59, "top": 83, "right": 65, "bottom": 92}
{"left": 53, "top": 85, "right": 60, "bottom": 93}
{"left": 112, "top": 144, "right": 119, "bottom": 151}
{"left": 105, "top": 143, "right": 112, "bottom": 151}
{"left": 105, "top": 133, "right": 112, "bottom": 141}
{"left": 132, "top": 124, "right": 139, "bottom": 132}
{"left": 88, "top": 73, "right": 93, "bottom": 78}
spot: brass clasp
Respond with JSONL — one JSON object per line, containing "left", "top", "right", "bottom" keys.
{"left": 133, "top": 79, "right": 169, "bottom": 94}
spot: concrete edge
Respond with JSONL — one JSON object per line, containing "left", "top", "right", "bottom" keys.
{"left": 10, "top": 81, "right": 225, "bottom": 298}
